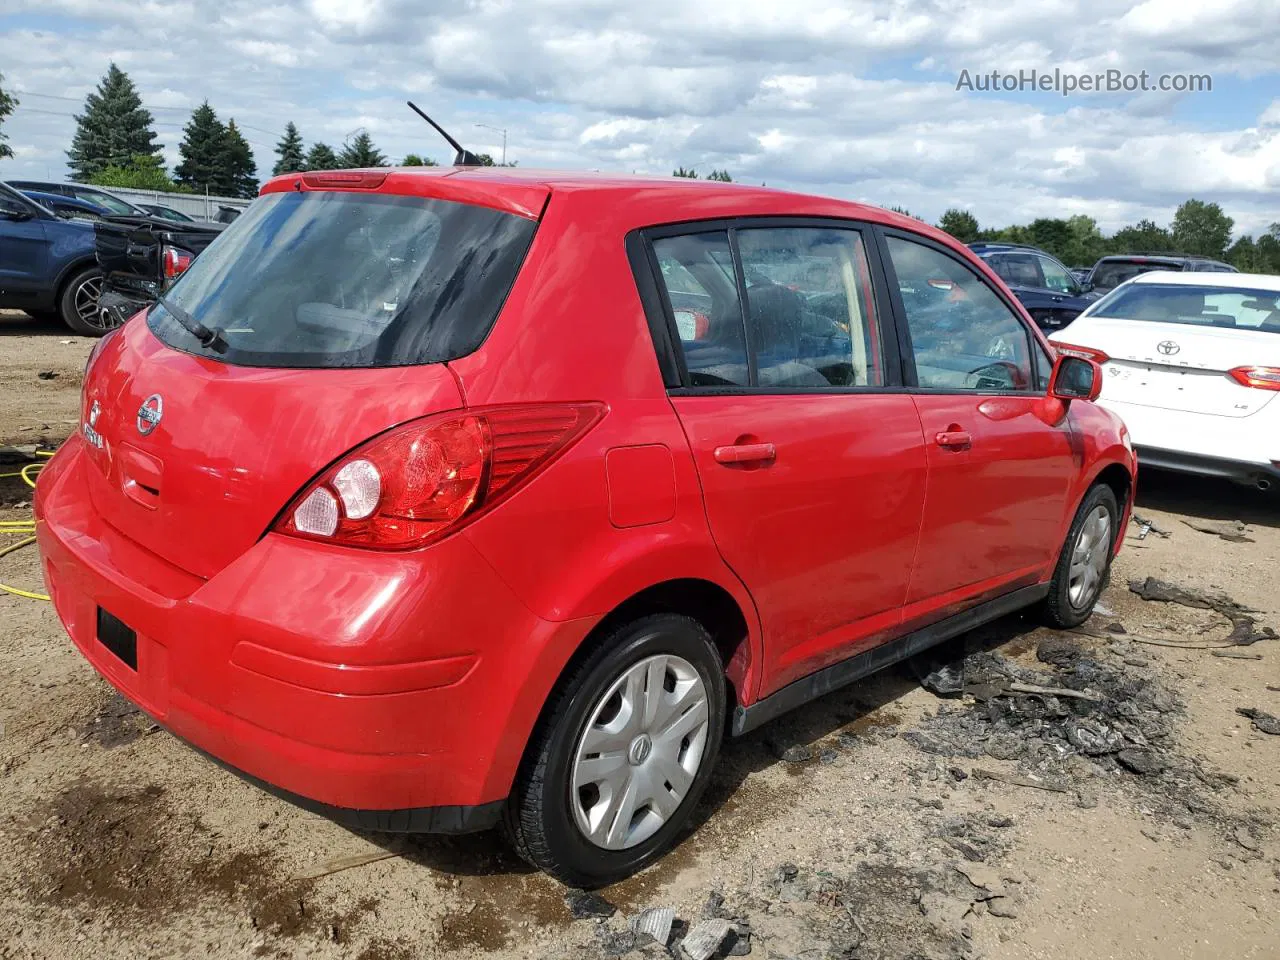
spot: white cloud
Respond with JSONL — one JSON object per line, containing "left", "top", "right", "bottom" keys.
{"left": 1, "top": 0, "right": 1278, "bottom": 236}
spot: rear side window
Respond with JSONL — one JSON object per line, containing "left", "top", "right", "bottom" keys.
{"left": 1000, "top": 254, "right": 1043, "bottom": 288}
{"left": 149, "top": 190, "right": 537, "bottom": 368}
{"left": 652, "top": 232, "right": 750, "bottom": 387}
{"left": 649, "top": 225, "right": 885, "bottom": 390}
{"left": 736, "top": 227, "right": 884, "bottom": 387}
{"left": 885, "top": 235, "right": 1034, "bottom": 392}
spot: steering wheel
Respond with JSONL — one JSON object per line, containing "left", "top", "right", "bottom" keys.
{"left": 965, "top": 360, "right": 1026, "bottom": 391}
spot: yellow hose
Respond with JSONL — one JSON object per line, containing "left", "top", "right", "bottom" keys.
{"left": 0, "top": 448, "right": 54, "bottom": 601}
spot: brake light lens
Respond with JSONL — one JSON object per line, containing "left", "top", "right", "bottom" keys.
{"left": 162, "top": 245, "right": 194, "bottom": 280}
{"left": 1227, "top": 366, "right": 1280, "bottom": 391}
{"left": 275, "top": 403, "right": 606, "bottom": 550}
{"left": 301, "top": 171, "right": 389, "bottom": 189}
{"left": 1053, "top": 342, "right": 1110, "bottom": 364}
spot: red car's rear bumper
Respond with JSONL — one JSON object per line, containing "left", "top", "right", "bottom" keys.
{"left": 35, "top": 438, "right": 596, "bottom": 829}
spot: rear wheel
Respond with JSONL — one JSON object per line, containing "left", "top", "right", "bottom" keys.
{"left": 57, "top": 266, "right": 110, "bottom": 337}
{"left": 1039, "top": 484, "right": 1119, "bottom": 629}
{"left": 504, "top": 613, "right": 726, "bottom": 887}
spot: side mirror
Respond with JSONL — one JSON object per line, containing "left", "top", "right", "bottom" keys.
{"left": 1049, "top": 354, "right": 1102, "bottom": 403}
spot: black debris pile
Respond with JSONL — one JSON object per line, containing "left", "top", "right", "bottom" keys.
{"left": 1179, "top": 519, "right": 1255, "bottom": 543}
{"left": 1128, "top": 577, "right": 1277, "bottom": 646}
{"left": 1236, "top": 707, "right": 1280, "bottom": 736}
{"left": 570, "top": 858, "right": 1009, "bottom": 960}
{"left": 904, "top": 641, "right": 1181, "bottom": 787}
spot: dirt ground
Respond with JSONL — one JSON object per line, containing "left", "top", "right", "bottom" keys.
{"left": 0, "top": 309, "right": 1276, "bottom": 960}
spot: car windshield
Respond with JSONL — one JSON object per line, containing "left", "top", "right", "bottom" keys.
{"left": 78, "top": 189, "right": 140, "bottom": 215}
{"left": 1089, "top": 283, "right": 1280, "bottom": 333}
{"left": 148, "top": 190, "right": 538, "bottom": 367}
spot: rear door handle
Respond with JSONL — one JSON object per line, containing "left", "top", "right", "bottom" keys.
{"left": 714, "top": 442, "right": 776, "bottom": 465}
{"left": 934, "top": 430, "right": 972, "bottom": 449}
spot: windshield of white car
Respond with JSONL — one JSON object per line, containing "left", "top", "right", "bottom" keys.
{"left": 1089, "top": 283, "right": 1280, "bottom": 333}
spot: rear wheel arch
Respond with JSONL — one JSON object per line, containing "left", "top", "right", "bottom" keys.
{"left": 583, "top": 578, "right": 754, "bottom": 708}
{"left": 52, "top": 257, "right": 98, "bottom": 303}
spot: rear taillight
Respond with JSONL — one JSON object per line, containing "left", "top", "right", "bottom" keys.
{"left": 1053, "top": 342, "right": 1110, "bottom": 364}
{"left": 1227, "top": 366, "right": 1280, "bottom": 391}
{"left": 162, "top": 245, "right": 194, "bottom": 280}
{"left": 275, "top": 403, "right": 606, "bottom": 550}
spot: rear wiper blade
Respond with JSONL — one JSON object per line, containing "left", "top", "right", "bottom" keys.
{"left": 152, "top": 292, "right": 227, "bottom": 353}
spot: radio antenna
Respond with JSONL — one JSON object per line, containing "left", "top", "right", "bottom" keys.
{"left": 406, "top": 101, "right": 483, "bottom": 166}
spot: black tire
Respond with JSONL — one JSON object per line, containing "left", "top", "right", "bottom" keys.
{"left": 57, "top": 266, "right": 107, "bottom": 337}
{"left": 504, "top": 613, "right": 726, "bottom": 887}
{"left": 1039, "top": 484, "right": 1120, "bottom": 629}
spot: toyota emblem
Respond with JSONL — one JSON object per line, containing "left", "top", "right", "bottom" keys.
{"left": 136, "top": 395, "right": 164, "bottom": 436}
{"left": 1156, "top": 340, "right": 1180, "bottom": 356}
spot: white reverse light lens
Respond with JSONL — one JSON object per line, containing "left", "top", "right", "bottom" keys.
{"left": 332, "top": 459, "right": 382, "bottom": 520}
{"left": 293, "top": 487, "right": 339, "bottom": 536}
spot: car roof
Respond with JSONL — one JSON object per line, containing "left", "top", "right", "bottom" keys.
{"left": 1096, "top": 253, "right": 1216, "bottom": 264}
{"left": 261, "top": 166, "right": 958, "bottom": 243}
{"left": 1125, "top": 270, "right": 1280, "bottom": 291}
{"left": 968, "top": 242, "right": 1043, "bottom": 252}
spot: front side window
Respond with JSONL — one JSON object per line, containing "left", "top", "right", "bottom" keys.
{"left": 737, "top": 227, "right": 885, "bottom": 388}
{"left": 148, "top": 190, "right": 538, "bottom": 367}
{"left": 1037, "top": 255, "right": 1079, "bottom": 295}
{"left": 0, "top": 191, "right": 28, "bottom": 216}
{"left": 886, "top": 235, "right": 1034, "bottom": 392}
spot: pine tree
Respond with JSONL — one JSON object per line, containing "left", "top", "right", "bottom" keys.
{"left": 66, "top": 63, "right": 163, "bottom": 181}
{"left": 273, "top": 122, "right": 305, "bottom": 175}
{"left": 305, "top": 142, "right": 339, "bottom": 171}
{"left": 337, "top": 132, "right": 387, "bottom": 168}
{"left": 223, "top": 119, "right": 258, "bottom": 198}
{"left": 706, "top": 169, "right": 733, "bottom": 182}
{"left": 0, "top": 72, "right": 15, "bottom": 160}
{"left": 672, "top": 167, "right": 698, "bottom": 178}
{"left": 174, "top": 102, "right": 228, "bottom": 194}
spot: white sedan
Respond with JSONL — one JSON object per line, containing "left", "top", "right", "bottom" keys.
{"left": 1049, "top": 270, "right": 1280, "bottom": 491}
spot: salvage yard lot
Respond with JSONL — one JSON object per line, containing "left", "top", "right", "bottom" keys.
{"left": 0, "top": 311, "right": 1276, "bottom": 960}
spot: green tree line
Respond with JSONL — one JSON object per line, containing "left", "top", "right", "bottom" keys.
{"left": 936, "top": 201, "right": 1280, "bottom": 274}
{"left": 0, "top": 64, "right": 458, "bottom": 200}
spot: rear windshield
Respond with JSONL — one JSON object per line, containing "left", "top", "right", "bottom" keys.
{"left": 1090, "top": 260, "right": 1177, "bottom": 290}
{"left": 1089, "top": 283, "right": 1280, "bottom": 333}
{"left": 148, "top": 190, "right": 537, "bottom": 367}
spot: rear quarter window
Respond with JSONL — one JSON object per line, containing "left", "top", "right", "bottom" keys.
{"left": 148, "top": 190, "right": 537, "bottom": 368}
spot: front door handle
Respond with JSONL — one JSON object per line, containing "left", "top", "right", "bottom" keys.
{"left": 934, "top": 429, "right": 972, "bottom": 449}
{"left": 714, "top": 442, "right": 776, "bottom": 465}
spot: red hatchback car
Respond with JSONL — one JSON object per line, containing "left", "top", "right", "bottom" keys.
{"left": 36, "top": 168, "right": 1135, "bottom": 886}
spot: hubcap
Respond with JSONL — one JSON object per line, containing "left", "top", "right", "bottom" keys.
{"left": 1068, "top": 505, "right": 1112, "bottom": 608}
{"left": 73, "top": 275, "right": 113, "bottom": 332}
{"left": 570, "top": 654, "right": 710, "bottom": 851}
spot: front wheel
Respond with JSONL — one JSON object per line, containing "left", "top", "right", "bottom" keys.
{"left": 504, "top": 613, "right": 726, "bottom": 887}
{"left": 57, "top": 266, "right": 110, "bottom": 337}
{"left": 1039, "top": 484, "right": 1119, "bottom": 629}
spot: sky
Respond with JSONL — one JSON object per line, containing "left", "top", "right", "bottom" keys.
{"left": 1, "top": 0, "right": 1278, "bottom": 238}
